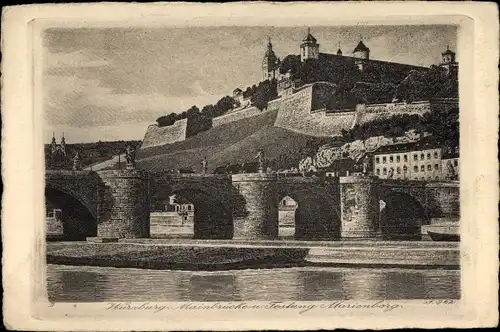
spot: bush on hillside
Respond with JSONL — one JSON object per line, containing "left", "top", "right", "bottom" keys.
{"left": 251, "top": 79, "right": 278, "bottom": 110}
{"left": 341, "top": 107, "right": 459, "bottom": 151}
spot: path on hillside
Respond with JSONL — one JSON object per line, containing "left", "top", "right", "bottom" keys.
{"left": 84, "top": 153, "right": 126, "bottom": 171}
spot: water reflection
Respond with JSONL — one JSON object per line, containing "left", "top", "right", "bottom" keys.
{"left": 47, "top": 265, "right": 460, "bottom": 302}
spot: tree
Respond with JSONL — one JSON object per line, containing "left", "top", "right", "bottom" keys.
{"left": 250, "top": 80, "right": 277, "bottom": 110}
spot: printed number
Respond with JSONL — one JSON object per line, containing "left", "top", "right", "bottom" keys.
{"left": 424, "top": 300, "right": 455, "bottom": 305}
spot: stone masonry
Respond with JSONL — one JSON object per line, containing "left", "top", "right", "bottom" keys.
{"left": 46, "top": 170, "right": 459, "bottom": 241}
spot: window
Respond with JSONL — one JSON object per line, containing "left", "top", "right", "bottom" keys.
{"left": 396, "top": 155, "right": 400, "bottom": 162}
{"left": 396, "top": 167, "right": 401, "bottom": 174}
{"left": 389, "top": 156, "right": 393, "bottom": 163}
{"left": 427, "top": 153, "right": 431, "bottom": 160}
{"left": 421, "top": 177, "right": 425, "bottom": 181}
{"left": 382, "top": 156, "right": 387, "bottom": 163}
{"left": 427, "top": 176, "right": 432, "bottom": 180}
{"left": 376, "top": 168, "right": 380, "bottom": 175}
{"left": 420, "top": 165, "right": 425, "bottom": 172}
{"left": 414, "top": 166, "right": 418, "bottom": 172}
{"left": 383, "top": 168, "right": 387, "bottom": 175}
{"left": 434, "top": 152, "right": 438, "bottom": 159}
{"left": 413, "top": 154, "right": 418, "bottom": 161}
{"left": 434, "top": 164, "right": 439, "bottom": 170}
{"left": 420, "top": 153, "right": 425, "bottom": 160}
{"left": 454, "top": 160, "right": 458, "bottom": 166}
{"left": 436, "top": 176, "right": 440, "bottom": 180}
{"left": 427, "top": 165, "right": 432, "bottom": 171}
{"left": 404, "top": 155, "right": 408, "bottom": 162}
{"left": 375, "top": 157, "right": 380, "bottom": 164}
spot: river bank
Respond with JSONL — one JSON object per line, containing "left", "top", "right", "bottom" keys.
{"left": 46, "top": 240, "right": 460, "bottom": 270}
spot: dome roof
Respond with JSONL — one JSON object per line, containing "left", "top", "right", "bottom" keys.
{"left": 442, "top": 47, "right": 455, "bottom": 56}
{"left": 265, "top": 48, "right": 277, "bottom": 58}
{"left": 353, "top": 40, "right": 369, "bottom": 53}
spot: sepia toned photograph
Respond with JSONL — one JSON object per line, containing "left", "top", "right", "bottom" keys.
{"left": 1, "top": 2, "right": 498, "bottom": 330}
{"left": 44, "top": 24, "right": 461, "bottom": 302}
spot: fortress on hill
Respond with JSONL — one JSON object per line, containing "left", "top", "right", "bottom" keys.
{"left": 141, "top": 29, "right": 458, "bottom": 149}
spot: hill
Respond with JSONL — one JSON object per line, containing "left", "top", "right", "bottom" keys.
{"left": 136, "top": 109, "right": 334, "bottom": 173}
{"left": 46, "top": 140, "right": 141, "bottom": 170}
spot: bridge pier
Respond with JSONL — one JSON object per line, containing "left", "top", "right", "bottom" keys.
{"left": 97, "top": 170, "right": 150, "bottom": 239}
{"left": 232, "top": 173, "right": 279, "bottom": 240}
{"left": 339, "top": 176, "right": 382, "bottom": 239}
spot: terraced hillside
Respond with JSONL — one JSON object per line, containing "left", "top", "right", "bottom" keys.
{"left": 136, "top": 109, "right": 333, "bottom": 173}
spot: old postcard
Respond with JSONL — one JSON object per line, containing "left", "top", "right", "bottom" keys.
{"left": 1, "top": 2, "right": 499, "bottom": 330}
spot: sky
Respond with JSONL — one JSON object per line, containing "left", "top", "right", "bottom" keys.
{"left": 42, "top": 25, "right": 457, "bottom": 143}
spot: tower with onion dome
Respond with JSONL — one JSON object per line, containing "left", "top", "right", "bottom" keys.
{"left": 262, "top": 37, "right": 280, "bottom": 81}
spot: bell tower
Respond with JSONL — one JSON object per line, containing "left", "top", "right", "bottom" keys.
{"left": 440, "top": 46, "right": 458, "bottom": 77}
{"left": 262, "top": 37, "right": 279, "bottom": 81}
{"left": 300, "top": 27, "right": 319, "bottom": 62}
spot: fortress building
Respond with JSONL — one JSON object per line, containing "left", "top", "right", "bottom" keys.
{"left": 271, "top": 28, "right": 457, "bottom": 96}
{"left": 300, "top": 27, "right": 320, "bottom": 62}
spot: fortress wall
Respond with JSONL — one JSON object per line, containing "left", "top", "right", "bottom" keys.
{"left": 212, "top": 106, "right": 266, "bottom": 127}
{"left": 356, "top": 101, "right": 431, "bottom": 126}
{"left": 274, "top": 84, "right": 356, "bottom": 137}
{"left": 141, "top": 118, "right": 188, "bottom": 149}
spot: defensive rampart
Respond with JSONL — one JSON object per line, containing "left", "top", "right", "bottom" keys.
{"left": 141, "top": 118, "right": 188, "bottom": 148}
{"left": 212, "top": 106, "right": 269, "bottom": 127}
{"left": 274, "top": 83, "right": 357, "bottom": 137}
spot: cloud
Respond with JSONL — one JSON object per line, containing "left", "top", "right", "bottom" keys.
{"left": 46, "top": 50, "right": 110, "bottom": 69}
{"left": 43, "top": 74, "right": 223, "bottom": 128}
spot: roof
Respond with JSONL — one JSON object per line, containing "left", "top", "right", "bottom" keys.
{"left": 373, "top": 141, "right": 441, "bottom": 154}
{"left": 442, "top": 48, "right": 455, "bottom": 56}
{"left": 302, "top": 31, "right": 317, "bottom": 44}
{"left": 353, "top": 41, "right": 370, "bottom": 53}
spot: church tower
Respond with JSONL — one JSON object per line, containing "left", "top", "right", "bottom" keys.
{"left": 262, "top": 37, "right": 279, "bottom": 81}
{"left": 440, "top": 46, "right": 458, "bottom": 77}
{"left": 60, "top": 133, "right": 66, "bottom": 156}
{"left": 51, "top": 132, "right": 57, "bottom": 154}
{"left": 300, "top": 27, "right": 319, "bottom": 62}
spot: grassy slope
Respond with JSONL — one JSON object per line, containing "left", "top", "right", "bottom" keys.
{"left": 136, "top": 109, "right": 323, "bottom": 172}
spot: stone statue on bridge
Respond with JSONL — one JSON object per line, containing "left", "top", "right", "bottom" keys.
{"left": 387, "top": 167, "right": 394, "bottom": 179}
{"left": 255, "top": 148, "right": 265, "bottom": 173}
{"left": 125, "top": 145, "right": 136, "bottom": 170}
{"left": 362, "top": 154, "right": 370, "bottom": 175}
{"left": 72, "top": 152, "right": 82, "bottom": 171}
{"left": 201, "top": 157, "right": 208, "bottom": 174}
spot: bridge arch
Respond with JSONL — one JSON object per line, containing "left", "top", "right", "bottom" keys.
{"left": 149, "top": 176, "right": 234, "bottom": 240}
{"left": 170, "top": 187, "right": 233, "bottom": 239}
{"left": 45, "top": 185, "right": 97, "bottom": 240}
{"left": 378, "top": 191, "right": 429, "bottom": 240}
{"left": 277, "top": 187, "right": 341, "bottom": 240}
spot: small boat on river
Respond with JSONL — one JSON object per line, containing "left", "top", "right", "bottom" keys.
{"left": 427, "top": 231, "right": 460, "bottom": 242}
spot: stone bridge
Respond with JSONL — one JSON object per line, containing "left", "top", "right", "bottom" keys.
{"left": 45, "top": 170, "right": 459, "bottom": 241}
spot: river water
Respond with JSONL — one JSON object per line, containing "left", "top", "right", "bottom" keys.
{"left": 47, "top": 265, "right": 460, "bottom": 301}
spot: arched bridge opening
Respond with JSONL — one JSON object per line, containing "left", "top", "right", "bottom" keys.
{"left": 45, "top": 185, "right": 97, "bottom": 240}
{"left": 278, "top": 188, "right": 341, "bottom": 241}
{"left": 172, "top": 188, "right": 233, "bottom": 240}
{"left": 379, "top": 192, "right": 429, "bottom": 240}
